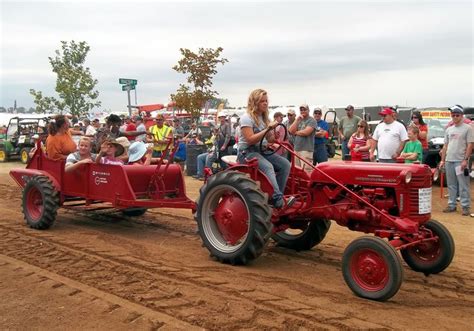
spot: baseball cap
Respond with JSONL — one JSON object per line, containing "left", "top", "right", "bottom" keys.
{"left": 299, "top": 104, "right": 309, "bottom": 110}
{"left": 379, "top": 107, "right": 395, "bottom": 116}
{"left": 155, "top": 114, "right": 165, "bottom": 120}
{"left": 345, "top": 105, "right": 354, "bottom": 111}
{"left": 313, "top": 108, "right": 322, "bottom": 114}
{"left": 449, "top": 105, "right": 464, "bottom": 114}
{"left": 287, "top": 109, "right": 296, "bottom": 115}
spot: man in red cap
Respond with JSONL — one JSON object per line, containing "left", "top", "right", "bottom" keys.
{"left": 370, "top": 107, "right": 408, "bottom": 162}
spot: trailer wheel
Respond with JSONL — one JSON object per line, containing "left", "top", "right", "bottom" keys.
{"left": 22, "top": 176, "right": 59, "bottom": 230}
{"left": 272, "top": 219, "right": 331, "bottom": 251}
{"left": 401, "top": 220, "right": 454, "bottom": 275}
{"left": 122, "top": 208, "right": 147, "bottom": 217}
{"left": 0, "top": 147, "right": 8, "bottom": 162}
{"left": 20, "top": 148, "right": 31, "bottom": 164}
{"left": 196, "top": 171, "right": 272, "bottom": 265}
{"left": 342, "top": 236, "right": 403, "bottom": 301}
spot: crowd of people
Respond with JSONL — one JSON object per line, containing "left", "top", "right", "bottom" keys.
{"left": 27, "top": 94, "right": 473, "bottom": 213}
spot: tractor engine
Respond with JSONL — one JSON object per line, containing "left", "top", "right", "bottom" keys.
{"left": 305, "top": 162, "right": 433, "bottom": 233}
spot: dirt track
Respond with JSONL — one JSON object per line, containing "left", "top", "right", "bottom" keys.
{"left": 0, "top": 161, "right": 473, "bottom": 330}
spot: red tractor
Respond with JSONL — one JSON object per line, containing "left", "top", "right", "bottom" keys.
{"left": 195, "top": 125, "right": 454, "bottom": 301}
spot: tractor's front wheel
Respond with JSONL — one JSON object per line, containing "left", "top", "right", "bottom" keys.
{"left": 342, "top": 236, "right": 404, "bottom": 301}
{"left": 22, "top": 176, "right": 59, "bottom": 229}
{"left": 272, "top": 219, "right": 331, "bottom": 251}
{"left": 401, "top": 220, "right": 455, "bottom": 275}
{"left": 196, "top": 171, "right": 272, "bottom": 265}
{"left": 20, "top": 147, "right": 31, "bottom": 164}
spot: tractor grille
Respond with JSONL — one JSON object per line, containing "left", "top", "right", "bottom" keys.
{"left": 407, "top": 172, "right": 431, "bottom": 222}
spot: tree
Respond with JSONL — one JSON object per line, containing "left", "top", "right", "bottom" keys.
{"left": 171, "top": 47, "right": 228, "bottom": 119}
{"left": 208, "top": 97, "right": 229, "bottom": 110}
{"left": 30, "top": 40, "right": 101, "bottom": 116}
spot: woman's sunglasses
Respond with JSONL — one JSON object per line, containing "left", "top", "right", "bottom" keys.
{"left": 357, "top": 125, "right": 365, "bottom": 128}
{"left": 451, "top": 114, "right": 461, "bottom": 118}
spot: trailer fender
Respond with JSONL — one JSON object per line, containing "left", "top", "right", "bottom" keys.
{"left": 10, "top": 168, "right": 60, "bottom": 191}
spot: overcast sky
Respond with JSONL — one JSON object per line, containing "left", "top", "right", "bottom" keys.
{"left": 1, "top": 0, "right": 472, "bottom": 111}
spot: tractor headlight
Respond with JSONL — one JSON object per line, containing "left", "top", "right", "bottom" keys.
{"left": 432, "top": 168, "right": 440, "bottom": 182}
{"left": 404, "top": 171, "right": 412, "bottom": 184}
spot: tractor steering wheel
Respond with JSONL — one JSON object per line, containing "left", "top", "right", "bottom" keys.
{"left": 258, "top": 123, "right": 288, "bottom": 156}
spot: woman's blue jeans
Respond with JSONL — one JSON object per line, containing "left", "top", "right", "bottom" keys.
{"left": 238, "top": 151, "right": 291, "bottom": 201}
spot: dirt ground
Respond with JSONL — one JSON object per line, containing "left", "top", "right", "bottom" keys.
{"left": 0, "top": 160, "right": 473, "bottom": 330}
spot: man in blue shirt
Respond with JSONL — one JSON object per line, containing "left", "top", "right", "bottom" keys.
{"left": 313, "top": 108, "right": 329, "bottom": 164}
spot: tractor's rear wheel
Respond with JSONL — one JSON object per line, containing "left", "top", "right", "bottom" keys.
{"left": 22, "top": 175, "right": 59, "bottom": 230}
{"left": 122, "top": 208, "right": 147, "bottom": 217}
{"left": 272, "top": 219, "right": 331, "bottom": 251}
{"left": 342, "top": 236, "right": 404, "bottom": 301}
{"left": 401, "top": 220, "right": 454, "bottom": 275}
{"left": 196, "top": 171, "right": 272, "bottom": 265}
{"left": 20, "top": 147, "right": 31, "bottom": 164}
{"left": 0, "top": 147, "right": 8, "bottom": 162}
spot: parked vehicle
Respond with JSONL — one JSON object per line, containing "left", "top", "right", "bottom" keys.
{"left": 0, "top": 116, "right": 50, "bottom": 163}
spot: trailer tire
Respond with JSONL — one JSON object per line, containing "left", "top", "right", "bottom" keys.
{"left": 272, "top": 219, "right": 331, "bottom": 251}
{"left": 401, "top": 220, "right": 454, "bottom": 275}
{"left": 342, "top": 236, "right": 403, "bottom": 301}
{"left": 22, "top": 175, "right": 59, "bottom": 230}
{"left": 122, "top": 208, "right": 147, "bottom": 217}
{"left": 196, "top": 171, "right": 272, "bottom": 265}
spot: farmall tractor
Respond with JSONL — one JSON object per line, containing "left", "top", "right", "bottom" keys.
{"left": 195, "top": 125, "right": 454, "bottom": 301}
{"left": 10, "top": 127, "right": 454, "bottom": 301}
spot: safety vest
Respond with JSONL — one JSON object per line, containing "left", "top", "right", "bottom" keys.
{"left": 149, "top": 125, "right": 171, "bottom": 151}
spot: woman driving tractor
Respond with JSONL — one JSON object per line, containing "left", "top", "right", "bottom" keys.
{"left": 237, "top": 88, "right": 295, "bottom": 209}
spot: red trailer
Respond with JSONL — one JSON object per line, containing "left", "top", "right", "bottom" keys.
{"left": 10, "top": 143, "right": 195, "bottom": 229}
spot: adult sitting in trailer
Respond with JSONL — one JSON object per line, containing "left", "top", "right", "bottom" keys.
{"left": 65, "top": 137, "right": 97, "bottom": 172}
{"left": 96, "top": 138, "right": 125, "bottom": 165}
{"left": 46, "top": 115, "right": 77, "bottom": 161}
{"left": 94, "top": 114, "right": 144, "bottom": 153}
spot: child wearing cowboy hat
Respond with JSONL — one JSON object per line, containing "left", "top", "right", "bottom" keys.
{"left": 96, "top": 138, "right": 125, "bottom": 165}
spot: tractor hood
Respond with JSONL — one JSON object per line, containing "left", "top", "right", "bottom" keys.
{"left": 311, "top": 161, "right": 431, "bottom": 187}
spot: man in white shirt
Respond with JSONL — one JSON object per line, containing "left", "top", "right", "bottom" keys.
{"left": 134, "top": 116, "right": 147, "bottom": 142}
{"left": 371, "top": 108, "right": 408, "bottom": 163}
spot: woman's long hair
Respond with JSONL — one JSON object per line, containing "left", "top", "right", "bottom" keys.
{"left": 411, "top": 111, "right": 426, "bottom": 125}
{"left": 247, "top": 88, "right": 269, "bottom": 127}
{"left": 47, "top": 115, "right": 67, "bottom": 136}
{"left": 358, "top": 119, "right": 370, "bottom": 139}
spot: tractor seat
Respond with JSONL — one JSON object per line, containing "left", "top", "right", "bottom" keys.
{"left": 221, "top": 155, "right": 238, "bottom": 166}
